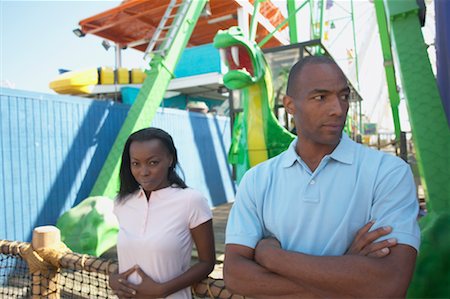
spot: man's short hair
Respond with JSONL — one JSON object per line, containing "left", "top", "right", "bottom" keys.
{"left": 286, "top": 56, "right": 339, "bottom": 97}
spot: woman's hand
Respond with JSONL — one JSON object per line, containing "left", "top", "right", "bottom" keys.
{"left": 109, "top": 266, "right": 138, "bottom": 298}
{"left": 109, "top": 265, "right": 166, "bottom": 298}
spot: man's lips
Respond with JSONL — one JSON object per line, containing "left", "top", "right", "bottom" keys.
{"left": 323, "top": 123, "right": 342, "bottom": 127}
{"left": 322, "top": 123, "right": 344, "bottom": 131}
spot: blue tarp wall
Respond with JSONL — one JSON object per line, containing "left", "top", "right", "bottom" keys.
{"left": 0, "top": 88, "right": 235, "bottom": 242}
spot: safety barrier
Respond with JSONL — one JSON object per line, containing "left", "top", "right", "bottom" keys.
{"left": 0, "top": 226, "right": 238, "bottom": 298}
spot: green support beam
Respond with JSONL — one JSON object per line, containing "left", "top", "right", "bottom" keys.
{"left": 380, "top": 1, "right": 450, "bottom": 296}
{"left": 249, "top": 0, "right": 261, "bottom": 41}
{"left": 383, "top": 0, "right": 449, "bottom": 212}
{"left": 258, "top": 0, "right": 309, "bottom": 48}
{"left": 287, "top": 0, "right": 299, "bottom": 43}
{"left": 350, "top": 0, "right": 360, "bottom": 90}
{"left": 373, "top": 0, "right": 402, "bottom": 142}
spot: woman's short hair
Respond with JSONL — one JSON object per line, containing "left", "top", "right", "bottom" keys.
{"left": 118, "top": 127, "right": 187, "bottom": 199}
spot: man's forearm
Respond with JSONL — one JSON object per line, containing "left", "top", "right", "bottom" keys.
{"left": 224, "top": 246, "right": 320, "bottom": 298}
{"left": 258, "top": 244, "right": 417, "bottom": 298}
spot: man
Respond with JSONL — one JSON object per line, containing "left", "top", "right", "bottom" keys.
{"left": 224, "top": 56, "right": 420, "bottom": 298}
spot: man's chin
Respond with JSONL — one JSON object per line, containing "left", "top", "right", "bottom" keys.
{"left": 322, "top": 133, "right": 342, "bottom": 146}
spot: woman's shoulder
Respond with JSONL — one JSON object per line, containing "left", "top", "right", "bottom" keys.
{"left": 113, "top": 189, "right": 142, "bottom": 208}
{"left": 172, "top": 187, "right": 208, "bottom": 207}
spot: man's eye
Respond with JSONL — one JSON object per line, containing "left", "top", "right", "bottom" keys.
{"left": 313, "top": 95, "right": 325, "bottom": 101}
{"left": 341, "top": 94, "right": 350, "bottom": 101}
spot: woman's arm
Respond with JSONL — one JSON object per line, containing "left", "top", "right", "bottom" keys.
{"left": 158, "top": 219, "right": 216, "bottom": 297}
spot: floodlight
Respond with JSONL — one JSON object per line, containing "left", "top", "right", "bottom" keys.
{"left": 102, "top": 40, "right": 111, "bottom": 51}
{"left": 73, "top": 28, "right": 85, "bottom": 38}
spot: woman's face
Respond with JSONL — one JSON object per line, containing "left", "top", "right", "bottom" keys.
{"left": 129, "top": 139, "right": 173, "bottom": 193}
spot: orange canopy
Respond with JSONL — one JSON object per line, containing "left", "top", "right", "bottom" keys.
{"left": 79, "top": 0, "right": 288, "bottom": 51}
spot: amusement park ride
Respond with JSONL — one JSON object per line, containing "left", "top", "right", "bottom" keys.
{"left": 54, "top": 0, "right": 449, "bottom": 296}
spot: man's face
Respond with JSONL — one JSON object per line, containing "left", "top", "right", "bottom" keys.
{"left": 284, "top": 63, "right": 350, "bottom": 147}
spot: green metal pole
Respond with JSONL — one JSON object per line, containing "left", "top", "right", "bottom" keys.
{"left": 349, "top": 0, "right": 361, "bottom": 133}
{"left": 259, "top": 0, "right": 309, "bottom": 48}
{"left": 249, "top": 0, "right": 262, "bottom": 41}
{"left": 350, "top": 0, "right": 360, "bottom": 90}
{"left": 309, "top": 0, "right": 325, "bottom": 55}
{"left": 373, "top": 0, "right": 402, "bottom": 142}
{"left": 309, "top": 0, "right": 315, "bottom": 40}
{"left": 287, "top": 0, "right": 299, "bottom": 44}
{"left": 319, "top": 0, "right": 325, "bottom": 42}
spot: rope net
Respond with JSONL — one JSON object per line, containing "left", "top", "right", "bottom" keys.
{"left": 0, "top": 254, "right": 30, "bottom": 298}
{"left": 1, "top": 239, "right": 237, "bottom": 299}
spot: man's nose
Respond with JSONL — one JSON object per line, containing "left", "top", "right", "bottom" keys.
{"left": 329, "top": 95, "right": 345, "bottom": 116}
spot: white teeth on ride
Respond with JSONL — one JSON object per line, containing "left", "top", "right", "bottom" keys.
{"left": 231, "top": 46, "right": 239, "bottom": 66}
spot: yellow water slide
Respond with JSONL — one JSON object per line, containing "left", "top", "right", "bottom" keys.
{"left": 49, "top": 67, "right": 146, "bottom": 95}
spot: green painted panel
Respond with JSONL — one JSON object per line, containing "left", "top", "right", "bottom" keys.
{"left": 386, "top": 1, "right": 450, "bottom": 212}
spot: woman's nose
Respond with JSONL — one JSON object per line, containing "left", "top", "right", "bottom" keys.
{"left": 140, "top": 166, "right": 150, "bottom": 176}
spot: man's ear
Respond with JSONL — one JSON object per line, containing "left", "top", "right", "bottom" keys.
{"left": 283, "top": 95, "right": 295, "bottom": 115}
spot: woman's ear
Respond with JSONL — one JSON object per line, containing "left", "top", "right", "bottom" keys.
{"left": 283, "top": 95, "right": 295, "bottom": 115}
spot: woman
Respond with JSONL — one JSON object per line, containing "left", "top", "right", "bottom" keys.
{"left": 109, "top": 127, "right": 215, "bottom": 298}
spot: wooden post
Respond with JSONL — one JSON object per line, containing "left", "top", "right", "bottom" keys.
{"left": 31, "top": 226, "right": 61, "bottom": 299}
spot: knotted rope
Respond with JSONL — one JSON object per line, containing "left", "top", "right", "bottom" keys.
{"left": 19, "top": 242, "right": 71, "bottom": 274}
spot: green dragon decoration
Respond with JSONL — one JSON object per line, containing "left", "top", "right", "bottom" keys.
{"left": 213, "top": 26, "right": 295, "bottom": 182}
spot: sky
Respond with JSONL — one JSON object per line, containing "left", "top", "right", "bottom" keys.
{"left": 0, "top": 0, "right": 437, "bottom": 132}
{"left": 1, "top": 0, "right": 145, "bottom": 93}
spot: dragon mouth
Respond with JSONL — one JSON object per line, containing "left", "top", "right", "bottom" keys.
{"left": 222, "top": 45, "right": 254, "bottom": 76}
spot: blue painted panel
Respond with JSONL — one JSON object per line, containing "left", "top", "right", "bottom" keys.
{"left": 0, "top": 88, "right": 235, "bottom": 243}
{"left": 151, "top": 109, "right": 235, "bottom": 207}
{"left": 0, "top": 89, "right": 128, "bottom": 242}
{"left": 174, "top": 43, "right": 221, "bottom": 78}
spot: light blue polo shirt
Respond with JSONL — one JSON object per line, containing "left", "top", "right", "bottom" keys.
{"left": 226, "top": 134, "right": 420, "bottom": 255}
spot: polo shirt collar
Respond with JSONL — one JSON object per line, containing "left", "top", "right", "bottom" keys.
{"left": 330, "top": 133, "right": 354, "bottom": 165}
{"left": 137, "top": 185, "right": 178, "bottom": 199}
{"left": 281, "top": 133, "right": 354, "bottom": 168}
{"left": 281, "top": 138, "right": 301, "bottom": 168}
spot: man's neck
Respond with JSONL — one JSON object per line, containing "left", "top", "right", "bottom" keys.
{"left": 295, "top": 139, "right": 339, "bottom": 172}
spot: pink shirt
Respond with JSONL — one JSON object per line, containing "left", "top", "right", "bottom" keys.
{"left": 114, "top": 186, "right": 212, "bottom": 299}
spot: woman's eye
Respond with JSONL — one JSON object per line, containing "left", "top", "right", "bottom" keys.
{"left": 131, "top": 162, "right": 139, "bottom": 167}
{"left": 149, "top": 161, "right": 159, "bottom": 165}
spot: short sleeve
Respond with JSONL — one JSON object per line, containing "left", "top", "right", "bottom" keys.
{"left": 188, "top": 190, "right": 213, "bottom": 229}
{"left": 371, "top": 158, "right": 421, "bottom": 251}
{"left": 225, "top": 170, "right": 264, "bottom": 249}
